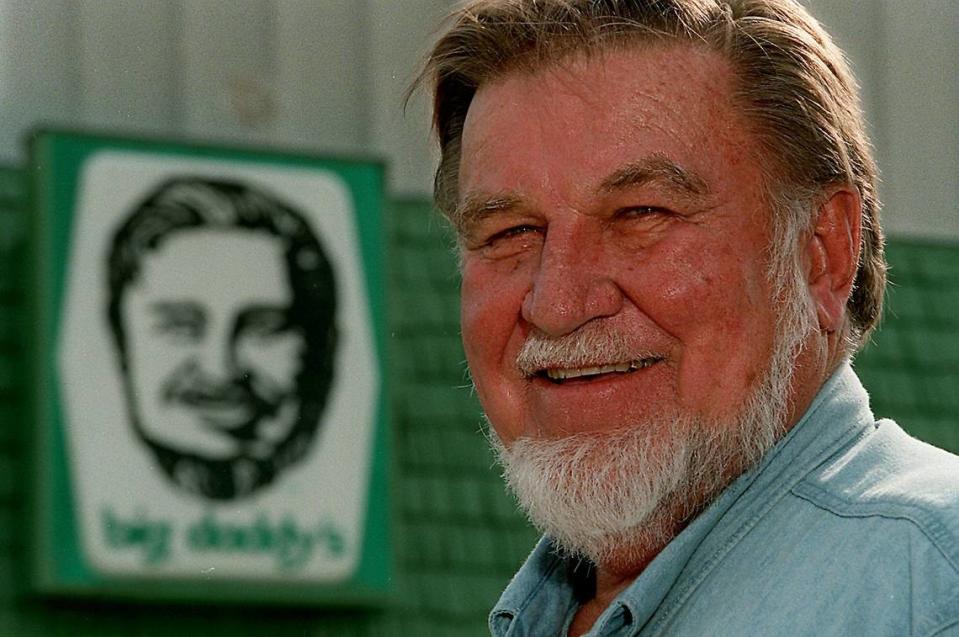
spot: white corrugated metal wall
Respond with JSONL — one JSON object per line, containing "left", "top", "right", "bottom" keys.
{"left": 0, "top": 0, "right": 956, "bottom": 236}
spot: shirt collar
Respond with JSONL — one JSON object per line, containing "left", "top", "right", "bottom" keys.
{"left": 490, "top": 362, "right": 874, "bottom": 636}
{"left": 489, "top": 536, "right": 571, "bottom": 637}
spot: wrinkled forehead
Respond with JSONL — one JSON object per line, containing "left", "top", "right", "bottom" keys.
{"left": 457, "top": 42, "right": 765, "bottom": 215}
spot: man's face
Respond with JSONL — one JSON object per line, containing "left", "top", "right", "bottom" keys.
{"left": 458, "top": 43, "right": 809, "bottom": 447}
{"left": 121, "top": 229, "right": 306, "bottom": 478}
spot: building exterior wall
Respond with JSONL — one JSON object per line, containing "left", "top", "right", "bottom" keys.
{"left": 0, "top": 1, "right": 956, "bottom": 236}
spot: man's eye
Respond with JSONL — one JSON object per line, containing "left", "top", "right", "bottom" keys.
{"left": 155, "top": 319, "right": 203, "bottom": 340}
{"left": 238, "top": 309, "right": 292, "bottom": 339}
{"left": 476, "top": 224, "right": 544, "bottom": 259}
{"left": 616, "top": 205, "right": 669, "bottom": 219}
{"left": 487, "top": 224, "right": 539, "bottom": 244}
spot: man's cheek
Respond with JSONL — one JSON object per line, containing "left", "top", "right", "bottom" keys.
{"left": 647, "top": 247, "right": 775, "bottom": 415}
{"left": 638, "top": 240, "right": 753, "bottom": 317}
{"left": 128, "top": 346, "right": 192, "bottom": 405}
{"left": 460, "top": 275, "right": 520, "bottom": 370}
{"left": 460, "top": 302, "right": 494, "bottom": 384}
{"left": 235, "top": 335, "right": 304, "bottom": 390}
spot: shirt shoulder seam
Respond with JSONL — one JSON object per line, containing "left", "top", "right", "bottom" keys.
{"left": 642, "top": 417, "right": 872, "bottom": 635}
{"left": 791, "top": 479, "right": 959, "bottom": 575}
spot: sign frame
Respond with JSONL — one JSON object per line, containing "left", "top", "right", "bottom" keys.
{"left": 27, "top": 129, "right": 392, "bottom": 606}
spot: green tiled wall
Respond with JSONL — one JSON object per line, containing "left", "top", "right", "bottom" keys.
{"left": 0, "top": 174, "right": 955, "bottom": 635}
{"left": 855, "top": 241, "right": 959, "bottom": 453}
{"left": 0, "top": 167, "right": 27, "bottom": 634}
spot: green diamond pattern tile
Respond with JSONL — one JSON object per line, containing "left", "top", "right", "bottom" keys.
{"left": 0, "top": 452, "right": 16, "bottom": 503}
{"left": 0, "top": 167, "right": 23, "bottom": 203}
{"left": 0, "top": 395, "right": 19, "bottom": 445}
{"left": 855, "top": 238, "right": 959, "bottom": 454}
{"left": 0, "top": 307, "right": 20, "bottom": 349}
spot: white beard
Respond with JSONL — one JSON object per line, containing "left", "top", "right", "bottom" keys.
{"left": 488, "top": 267, "right": 815, "bottom": 566}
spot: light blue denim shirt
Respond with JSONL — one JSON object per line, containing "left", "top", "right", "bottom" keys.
{"left": 490, "top": 364, "right": 959, "bottom": 636}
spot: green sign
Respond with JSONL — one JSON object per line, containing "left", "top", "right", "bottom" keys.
{"left": 28, "top": 130, "right": 391, "bottom": 605}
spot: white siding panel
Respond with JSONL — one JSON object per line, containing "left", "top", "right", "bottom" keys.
{"left": 76, "top": 0, "right": 180, "bottom": 135}
{"left": 878, "top": 0, "right": 959, "bottom": 238}
{"left": 273, "top": 0, "right": 368, "bottom": 154}
{"left": 0, "top": 0, "right": 79, "bottom": 161}
{"left": 179, "top": 0, "right": 280, "bottom": 145}
{"left": 367, "top": 0, "right": 453, "bottom": 196}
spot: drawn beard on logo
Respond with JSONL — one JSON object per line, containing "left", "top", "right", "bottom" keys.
{"left": 138, "top": 350, "right": 317, "bottom": 500}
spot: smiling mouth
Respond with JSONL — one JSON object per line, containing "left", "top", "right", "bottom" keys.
{"left": 537, "top": 356, "right": 664, "bottom": 384}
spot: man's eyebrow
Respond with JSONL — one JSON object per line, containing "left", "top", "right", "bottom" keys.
{"left": 150, "top": 301, "right": 205, "bottom": 321}
{"left": 598, "top": 154, "right": 709, "bottom": 197}
{"left": 452, "top": 193, "right": 524, "bottom": 235}
{"left": 452, "top": 156, "right": 706, "bottom": 233}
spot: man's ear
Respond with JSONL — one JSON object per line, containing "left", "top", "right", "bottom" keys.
{"left": 805, "top": 186, "right": 862, "bottom": 333}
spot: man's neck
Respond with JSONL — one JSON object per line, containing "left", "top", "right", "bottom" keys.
{"left": 565, "top": 510, "right": 690, "bottom": 636}
{"left": 567, "top": 560, "right": 654, "bottom": 636}
{"left": 564, "top": 451, "right": 756, "bottom": 636}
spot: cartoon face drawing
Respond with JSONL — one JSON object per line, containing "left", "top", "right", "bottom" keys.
{"left": 106, "top": 178, "right": 338, "bottom": 500}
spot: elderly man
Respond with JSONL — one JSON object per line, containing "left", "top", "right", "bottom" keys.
{"left": 421, "top": 1, "right": 959, "bottom": 635}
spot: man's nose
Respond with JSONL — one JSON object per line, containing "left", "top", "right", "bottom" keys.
{"left": 194, "top": 327, "right": 239, "bottom": 382}
{"left": 520, "top": 226, "right": 623, "bottom": 337}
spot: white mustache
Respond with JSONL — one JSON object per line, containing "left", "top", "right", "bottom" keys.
{"left": 516, "top": 323, "right": 663, "bottom": 377}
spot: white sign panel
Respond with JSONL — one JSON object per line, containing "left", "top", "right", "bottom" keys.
{"left": 57, "top": 151, "right": 380, "bottom": 583}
